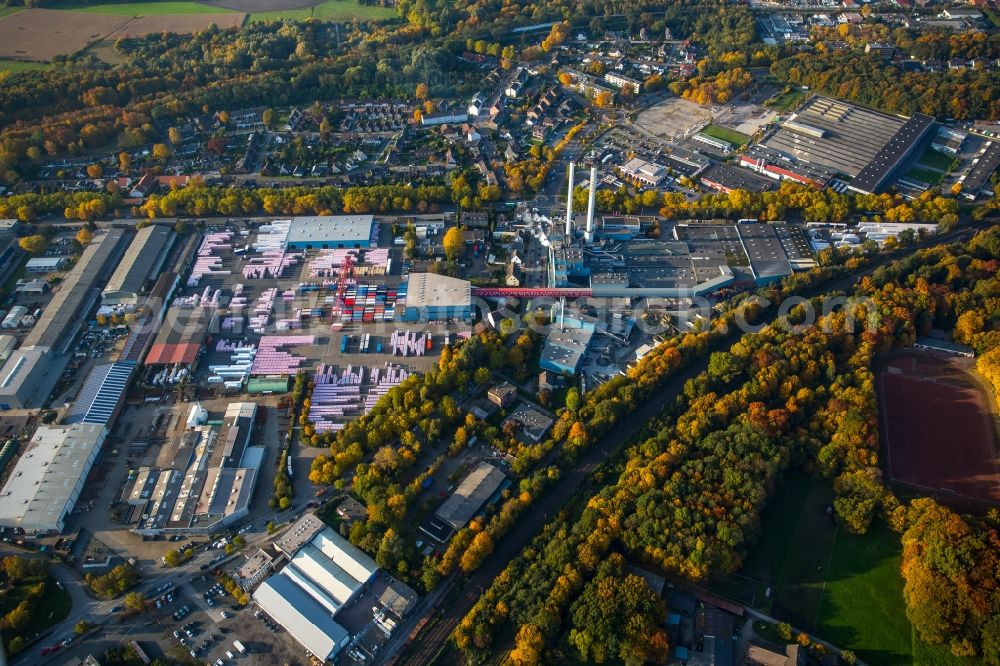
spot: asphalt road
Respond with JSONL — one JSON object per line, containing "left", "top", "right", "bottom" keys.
{"left": 394, "top": 219, "right": 992, "bottom": 665}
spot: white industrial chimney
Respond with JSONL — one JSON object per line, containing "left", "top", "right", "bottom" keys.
{"left": 565, "top": 162, "right": 575, "bottom": 237}
{"left": 585, "top": 166, "right": 597, "bottom": 243}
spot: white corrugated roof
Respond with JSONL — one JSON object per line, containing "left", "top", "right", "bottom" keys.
{"left": 287, "top": 544, "right": 360, "bottom": 606}
{"left": 252, "top": 575, "right": 349, "bottom": 660}
{"left": 311, "top": 527, "right": 378, "bottom": 584}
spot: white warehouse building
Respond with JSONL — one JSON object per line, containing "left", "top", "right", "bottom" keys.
{"left": 253, "top": 514, "right": 379, "bottom": 662}
{"left": 0, "top": 423, "right": 106, "bottom": 533}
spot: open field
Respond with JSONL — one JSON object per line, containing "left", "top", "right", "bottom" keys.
{"left": 766, "top": 87, "right": 806, "bottom": 112}
{"left": 0, "top": 7, "right": 244, "bottom": 60}
{"left": 700, "top": 122, "right": 750, "bottom": 147}
{"left": 713, "top": 473, "right": 918, "bottom": 666}
{"left": 49, "top": 0, "right": 236, "bottom": 14}
{"left": 878, "top": 350, "right": 1000, "bottom": 506}
{"left": 105, "top": 12, "right": 245, "bottom": 38}
{"left": 0, "top": 8, "right": 128, "bottom": 60}
{"left": 242, "top": 0, "right": 396, "bottom": 22}
{"left": 815, "top": 524, "right": 913, "bottom": 666}
{"left": 635, "top": 96, "right": 711, "bottom": 140}
{"left": 0, "top": 58, "right": 51, "bottom": 72}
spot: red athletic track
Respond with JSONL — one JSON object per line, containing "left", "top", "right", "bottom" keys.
{"left": 879, "top": 351, "right": 1000, "bottom": 505}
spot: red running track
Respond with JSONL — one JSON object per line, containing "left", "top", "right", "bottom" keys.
{"left": 878, "top": 351, "right": 1000, "bottom": 506}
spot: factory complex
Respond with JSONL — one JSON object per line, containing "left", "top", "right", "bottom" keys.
{"left": 541, "top": 164, "right": 816, "bottom": 300}
{"left": 121, "top": 402, "right": 263, "bottom": 535}
{"left": 740, "top": 96, "right": 935, "bottom": 193}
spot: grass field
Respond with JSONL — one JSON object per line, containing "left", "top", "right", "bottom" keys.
{"left": 700, "top": 122, "right": 750, "bottom": 148}
{"left": 249, "top": 0, "right": 395, "bottom": 22}
{"left": 917, "top": 148, "right": 958, "bottom": 172}
{"left": 49, "top": 0, "right": 236, "bottom": 14}
{"left": 712, "top": 473, "right": 923, "bottom": 666}
{"left": 814, "top": 524, "right": 913, "bottom": 666}
{"left": 767, "top": 87, "right": 807, "bottom": 112}
{"left": 0, "top": 6, "right": 23, "bottom": 18}
{"left": 0, "top": 58, "right": 51, "bottom": 72}
{"left": 904, "top": 167, "right": 944, "bottom": 186}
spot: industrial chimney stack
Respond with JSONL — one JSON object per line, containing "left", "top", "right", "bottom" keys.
{"left": 585, "top": 166, "right": 597, "bottom": 243}
{"left": 565, "top": 162, "right": 575, "bottom": 238}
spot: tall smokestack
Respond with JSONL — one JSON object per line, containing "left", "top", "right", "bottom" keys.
{"left": 565, "top": 162, "right": 575, "bottom": 237}
{"left": 585, "top": 166, "right": 597, "bottom": 243}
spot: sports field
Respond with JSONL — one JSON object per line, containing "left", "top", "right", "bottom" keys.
{"left": 712, "top": 473, "right": 918, "bottom": 666}
{"left": 700, "top": 122, "right": 750, "bottom": 147}
{"left": 878, "top": 350, "right": 1000, "bottom": 506}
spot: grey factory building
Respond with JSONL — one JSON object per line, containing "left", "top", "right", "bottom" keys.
{"left": 0, "top": 229, "right": 126, "bottom": 409}
{"left": 102, "top": 224, "right": 176, "bottom": 306}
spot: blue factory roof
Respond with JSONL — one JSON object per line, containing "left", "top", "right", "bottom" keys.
{"left": 65, "top": 361, "right": 136, "bottom": 426}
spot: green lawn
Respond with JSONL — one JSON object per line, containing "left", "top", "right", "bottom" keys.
{"left": 716, "top": 473, "right": 917, "bottom": 666}
{"left": 49, "top": 0, "right": 237, "bottom": 14}
{"left": 916, "top": 148, "right": 957, "bottom": 173}
{"left": 0, "top": 6, "right": 24, "bottom": 18}
{"left": 0, "top": 59, "right": 50, "bottom": 72}
{"left": 700, "top": 123, "right": 750, "bottom": 148}
{"left": 767, "top": 88, "right": 806, "bottom": 113}
{"left": 711, "top": 472, "right": 833, "bottom": 608}
{"left": 903, "top": 167, "right": 943, "bottom": 186}
{"left": 0, "top": 574, "right": 72, "bottom": 644}
{"left": 249, "top": 0, "right": 396, "bottom": 22}
{"left": 814, "top": 523, "right": 913, "bottom": 666}
{"left": 766, "top": 474, "right": 838, "bottom": 629}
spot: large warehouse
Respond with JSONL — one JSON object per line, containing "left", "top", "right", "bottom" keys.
{"left": 745, "top": 96, "right": 934, "bottom": 193}
{"left": 102, "top": 225, "right": 176, "bottom": 306}
{"left": 0, "top": 423, "right": 106, "bottom": 533}
{"left": 401, "top": 273, "right": 472, "bottom": 322}
{"left": 0, "top": 229, "right": 127, "bottom": 409}
{"left": 286, "top": 215, "right": 377, "bottom": 250}
{"left": 254, "top": 513, "right": 380, "bottom": 662}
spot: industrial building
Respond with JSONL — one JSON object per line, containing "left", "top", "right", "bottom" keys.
{"left": 960, "top": 141, "right": 1000, "bottom": 200}
{"left": 700, "top": 163, "right": 774, "bottom": 194}
{"left": 421, "top": 461, "right": 508, "bottom": 542}
{"left": 0, "top": 335, "right": 14, "bottom": 365}
{"left": 0, "top": 348, "right": 55, "bottom": 410}
{"left": 400, "top": 273, "right": 472, "bottom": 322}
{"left": 64, "top": 361, "right": 136, "bottom": 426}
{"left": 25, "top": 256, "right": 68, "bottom": 273}
{"left": 253, "top": 513, "right": 380, "bottom": 662}
{"left": 540, "top": 314, "right": 596, "bottom": 375}
{"left": 286, "top": 215, "right": 377, "bottom": 250}
{"left": 745, "top": 96, "right": 934, "bottom": 193}
{"left": 22, "top": 228, "right": 126, "bottom": 354}
{"left": 0, "top": 423, "right": 107, "bottom": 533}
{"left": 122, "top": 402, "right": 262, "bottom": 534}
{"left": 145, "top": 307, "right": 215, "bottom": 367}
{"left": 539, "top": 165, "right": 813, "bottom": 298}
{"left": 102, "top": 225, "right": 176, "bottom": 306}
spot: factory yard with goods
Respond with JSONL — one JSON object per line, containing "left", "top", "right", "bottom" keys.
{"left": 0, "top": 159, "right": 962, "bottom": 665}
